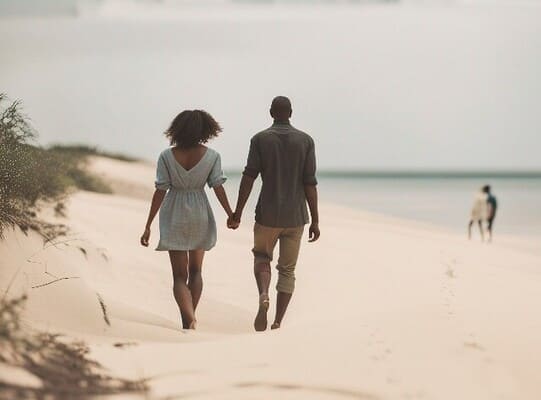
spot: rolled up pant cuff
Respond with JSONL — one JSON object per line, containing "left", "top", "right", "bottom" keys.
{"left": 276, "top": 280, "right": 295, "bottom": 294}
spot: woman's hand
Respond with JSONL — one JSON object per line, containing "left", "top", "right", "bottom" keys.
{"left": 140, "top": 228, "right": 151, "bottom": 247}
{"left": 227, "top": 213, "right": 240, "bottom": 230}
{"left": 142, "top": 190, "right": 166, "bottom": 247}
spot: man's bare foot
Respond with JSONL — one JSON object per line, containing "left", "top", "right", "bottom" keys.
{"left": 188, "top": 320, "right": 197, "bottom": 330}
{"left": 271, "top": 322, "right": 280, "bottom": 330}
{"left": 254, "top": 294, "right": 270, "bottom": 332}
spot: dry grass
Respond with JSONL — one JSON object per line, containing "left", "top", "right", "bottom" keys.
{"left": 49, "top": 143, "right": 139, "bottom": 162}
{"left": 0, "top": 94, "right": 115, "bottom": 239}
{"left": 0, "top": 295, "right": 147, "bottom": 399}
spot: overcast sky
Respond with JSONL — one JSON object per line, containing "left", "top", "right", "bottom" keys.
{"left": 1, "top": 1, "right": 540, "bottom": 170}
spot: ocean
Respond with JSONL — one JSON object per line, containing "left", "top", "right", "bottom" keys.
{"left": 223, "top": 174, "right": 541, "bottom": 238}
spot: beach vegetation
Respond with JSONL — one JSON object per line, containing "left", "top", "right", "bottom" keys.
{"left": 49, "top": 143, "right": 139, "bottom": 162}
{"left": 0, "top": 295, "right": 147, "bottom": 399}
{"left": 0, "top": 94, "right": 117, "bottom": 238}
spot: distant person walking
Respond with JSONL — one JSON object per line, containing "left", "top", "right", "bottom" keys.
{"left": 468, "top": 187, "right": 489, "bottom": 241}
{"left": 228, "top": 96, "right": 320, "bottom": 331}
{"left": 468, "top": 184, "right": 497, "bottom": 242}
{"left": 140, "top": 110, "right": 234, "bottom": 330}
{"left": 484, "top": 185, "right": 497, "bottom": 242}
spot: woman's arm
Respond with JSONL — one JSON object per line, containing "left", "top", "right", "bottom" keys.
{"left": 231, "top": 174, "right": 255, "bottom": 226}
{"left": 140, "top": 189, "right": 167, "bottom": 247}
{"left": 213, "top": 185, "right": 234, "bottom": 219}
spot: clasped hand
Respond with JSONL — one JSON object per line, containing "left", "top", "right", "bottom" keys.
{"left": 227, "top": 213, "right": 240, "bottom": 230}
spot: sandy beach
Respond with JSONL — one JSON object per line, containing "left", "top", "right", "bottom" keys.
{"left": 2, "top": 0, "right": 540, "bottom": 397}
{"left": 0, "top": 155, "right": 539, "bottom": 399}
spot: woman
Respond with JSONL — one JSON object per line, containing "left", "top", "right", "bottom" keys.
{"left": 468, "top": 186, "right": 489, "bottom": 241}
{"left": 140, "top": 110, "right": 233, "bottom": 330}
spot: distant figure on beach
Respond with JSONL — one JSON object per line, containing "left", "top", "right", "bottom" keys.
{"left": 468, "top": 185, "right": 497, "bottom": 242}
{"left": 140, "top": 110, "right": 234, "bottom": 330}
{"left": 227, "top": 96, "right": 320, "bottom": 331}
{"left": 484, "top": 185, "right": 498, "bottom": 242}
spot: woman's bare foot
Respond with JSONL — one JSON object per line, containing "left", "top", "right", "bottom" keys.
{"left": 254, "top": 293, "right": 270, "bottom": 332}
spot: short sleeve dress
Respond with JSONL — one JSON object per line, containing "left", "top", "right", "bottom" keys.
{"left": 155, "top": 147, "right": 227, "bottom": 251}
{"left": 470, "top": 191, "right": 488, "bottom": 222}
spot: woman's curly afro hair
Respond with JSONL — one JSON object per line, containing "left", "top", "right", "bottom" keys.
{"left": 165, "top": 109, "right": 222, "bottom": 148}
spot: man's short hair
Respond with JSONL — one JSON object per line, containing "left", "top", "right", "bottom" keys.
{"left": 270, "top": 96, "right": 292, "bottom": 115}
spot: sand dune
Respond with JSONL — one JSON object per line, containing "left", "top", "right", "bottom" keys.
{"left": 1, "top": 156, "right": 540, "bottom": 399}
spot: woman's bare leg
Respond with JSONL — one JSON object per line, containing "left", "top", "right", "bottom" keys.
{"left": 169, "top": 251, "right": 195, "bottom": 329}
{"left": 478, "top": 220, "right": 485, "bottom": 242}
{"left": 188, "top": 250, "right": 205, "bottom": 312}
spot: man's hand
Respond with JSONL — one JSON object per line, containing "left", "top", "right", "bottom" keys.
{"left": 308, "top": 223, "right": 320, "bottom": 242}
{"left": 227, "top": 213, "right": 240, "bottom": 230}
{"left": 140, "top": 228, "right": 150, "bottom": 247}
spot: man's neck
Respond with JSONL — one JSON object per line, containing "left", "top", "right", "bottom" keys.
{"left": 273, "top": 119, "right": 290, "bottom": 125}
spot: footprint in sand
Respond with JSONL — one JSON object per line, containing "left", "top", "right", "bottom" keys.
{"left": 402, "top": 390, "right": 427, "bottom": 399}
{"left": 441, "top": 258, "right": 459, "bottom": 318}
{"left": 113, "top": 342, "right": 138, "bottom": 348}
{"left": 463, "top": 341, "right": 484, "bottom": 351}
{"left": 369, "top": 336, "right": 392, "bottom": 363}
{"left": 235, "top": 382, "right": 381, "bottom": 399}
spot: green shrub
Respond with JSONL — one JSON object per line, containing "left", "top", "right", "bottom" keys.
{"left": 0, "top": 94, "right": 112, "bottom": 238}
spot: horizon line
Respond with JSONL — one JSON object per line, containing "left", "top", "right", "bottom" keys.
{"left": 223, "top": 169, "right": 541, "bottom": 178}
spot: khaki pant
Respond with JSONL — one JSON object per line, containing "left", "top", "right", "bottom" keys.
{"left": 252, "top": 223, "right": 304, "bottom": 294}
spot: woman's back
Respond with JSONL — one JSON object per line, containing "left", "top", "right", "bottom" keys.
{"left": 471, "top": 191, "right": 488, "bottom": 220}
{"left": 155, "top": 146, "right": 226, "bottom": 250}
{"left": 156, "top": 146, "right": 225, "bottom": 191}
{"left": 171, "top": 145, "right": 208, "bottom": 171}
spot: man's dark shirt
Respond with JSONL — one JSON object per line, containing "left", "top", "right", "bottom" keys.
{"left": 487, "top": 194, "right": 497, "bottom": 218}
{"left": 243, "top": 121, "right": 317, "bottom": 228}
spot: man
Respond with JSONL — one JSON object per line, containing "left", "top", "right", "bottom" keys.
{"left": 228, "top": 96, "right": 320, "bottom": 331}
{"left": 483, "top": 185, "right": 497, "bottom": 242}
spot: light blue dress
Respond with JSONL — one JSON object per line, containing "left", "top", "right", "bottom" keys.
{"left": 155, "top": 147, "right": 227, "bottom": 251}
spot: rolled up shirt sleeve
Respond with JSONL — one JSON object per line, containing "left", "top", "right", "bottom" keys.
{"left": 242, "top": 137, "right": 261, "bottom": 179}
{"left": 155, "top": 153, "right": 171, "bottom": 191}
{"left": 303, "top": 139, "right": 318, "bottom": 185}
{"left": 207, "top": 152, "right": 227, "bottom": 188}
